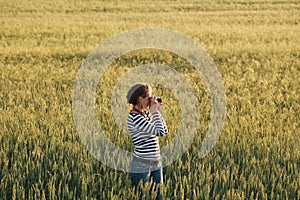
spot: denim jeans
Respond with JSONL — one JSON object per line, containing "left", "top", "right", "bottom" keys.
{"left": 129, "top": 159, "right": 163, "bottom": 200}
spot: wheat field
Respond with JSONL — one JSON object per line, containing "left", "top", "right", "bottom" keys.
{"left": 0, "top": 0, "right": 299, "bottom": 199}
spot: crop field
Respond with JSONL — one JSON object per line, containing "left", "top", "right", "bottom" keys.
{"left": 0, "top": 0, "right": 299, "bottom": 199}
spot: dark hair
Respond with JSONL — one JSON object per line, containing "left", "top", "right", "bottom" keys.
{"left": 126, "top": 83, "right": 151, "bottom": 105}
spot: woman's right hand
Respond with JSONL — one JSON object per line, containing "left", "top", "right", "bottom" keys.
{"left": 149, "top": 96, "right": 162, "bottom": 114}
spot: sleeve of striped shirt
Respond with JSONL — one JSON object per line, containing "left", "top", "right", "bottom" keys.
{"left": 131, "top": 112, "right": 168, "bottom": 137}
{"left": 152, "top": 113, "right": 168, "bottom": 136}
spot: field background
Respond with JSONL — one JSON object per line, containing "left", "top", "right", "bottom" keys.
{"left": 0, "top": 0, "right": 299, "bottom": 199}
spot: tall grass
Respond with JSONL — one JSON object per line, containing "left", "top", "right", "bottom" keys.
{"left": 0, "top": 0, "right": 299, "bottom": 199}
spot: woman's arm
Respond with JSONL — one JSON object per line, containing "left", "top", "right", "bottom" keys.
{"left": 129, "top": 112, "right": 168, "bottom": 137}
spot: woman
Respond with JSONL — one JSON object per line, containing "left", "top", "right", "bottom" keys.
{"left": 126, "top": 83, "right": 168, "bottom": 200}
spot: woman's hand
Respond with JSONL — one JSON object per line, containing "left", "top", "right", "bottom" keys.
{"left": 149, "top": 96, "right": 162, "bottom": 114}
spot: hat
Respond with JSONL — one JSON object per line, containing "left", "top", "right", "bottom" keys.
{"left": 126, "top": 83, "right": 147, "bottom": 104}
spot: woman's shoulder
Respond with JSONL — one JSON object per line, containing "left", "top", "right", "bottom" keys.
{"left": 128, "top": 112, "right": 138, "bottom": 116}
{"left": 128, "top": 111, "right": 142, "bottom": 118}
{"left": 128, "top": 110, "right": 149, "bottom": 119}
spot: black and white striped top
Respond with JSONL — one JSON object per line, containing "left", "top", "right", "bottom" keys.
{"left": 127, "top": 110, "right": 168, "bottom": 160}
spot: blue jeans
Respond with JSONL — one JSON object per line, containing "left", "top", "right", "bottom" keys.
{"left": 129, "top": 159, "right": 163, "bottom": 200}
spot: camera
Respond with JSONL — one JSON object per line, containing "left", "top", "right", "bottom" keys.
{"left": 149, "top": 97, "right": 162, "bottom": 103}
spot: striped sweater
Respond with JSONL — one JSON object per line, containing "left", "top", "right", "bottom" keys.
{"left": 127, "top": 110, "right": 168, "bottom": 160}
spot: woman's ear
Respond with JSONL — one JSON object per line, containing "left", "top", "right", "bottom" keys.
{"left": 138, "top": 96, "right": 143, "bottom": 103}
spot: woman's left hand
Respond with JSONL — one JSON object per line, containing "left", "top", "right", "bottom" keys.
{"left": 149, "top": 96, "right": 162, "bottom": 113}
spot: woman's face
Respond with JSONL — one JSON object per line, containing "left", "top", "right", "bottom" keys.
{"left": 139, "top": 92, "right": 151, "bottom": 109}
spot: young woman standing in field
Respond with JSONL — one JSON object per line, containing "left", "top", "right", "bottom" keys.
{"left": 126, "top": 83, "right": 168, "bottom": 200}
